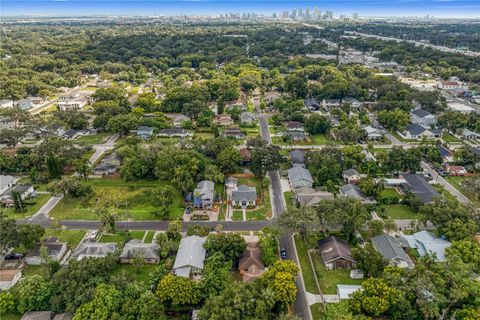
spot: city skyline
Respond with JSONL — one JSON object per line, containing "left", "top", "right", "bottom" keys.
{"left": 2, "top": 0, "right": 480, "bottom": 19}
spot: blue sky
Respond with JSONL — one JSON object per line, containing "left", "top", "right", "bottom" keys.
{"left": 2, "top": 1, "right": 480, "bottom": 18}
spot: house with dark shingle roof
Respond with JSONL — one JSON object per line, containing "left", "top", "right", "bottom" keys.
{"left": 403, "top": 123, "right": 441, "bottom": 139}
{"left": 285, "top": 121, "right": 304, "bottom": 131}
{"left": 232, "top": 185, "right": 257, "bottom": 208}
{"left": 120, "top": 239, "right": 160, "bottom": 264}
{"left": 290, "top": 149, "right": 306, "bottom": 167}
{"left": 318, "top": 236, "right": 355, "bottom": 270}
{"left": 411, "top": 109, "right": 437, "bottom": 128}
{"left": 293, "top": 187, "right": 334, "bottom": 206}
{"left": 371, "top": 234, "right": 414, "bottom": 268}
{"left": 399, "top": 173, "right": 439, "bottom": 204}
{"left": 342, "top": 169, "right": 360, "bottom": 184}
{"left": 287, "top": 166, "right": 314, "bottom": 189}
{"left": 339, "top": 184, "right": 375, "bottom": 204}
{"left": 304, "top": 98, "right": 320, "bottom": 111}
{"left": 239, "top": 242, "right": 265, "bottom": 282}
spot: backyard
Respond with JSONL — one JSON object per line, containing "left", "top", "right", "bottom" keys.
{"left": 382, "top": 204, "right": 420, "bottom": 219}
{"left": 111, "top": 264, "right": 158, "bottom": 283}
{"left": 49, "top": 178, "right": 184, "bottom": 220}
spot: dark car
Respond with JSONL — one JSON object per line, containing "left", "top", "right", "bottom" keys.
{"left": 4, "top": 253, "right": 23, "bottom": 260}
{"left": 280, "top": 248, "right": 287, "bottom": 260}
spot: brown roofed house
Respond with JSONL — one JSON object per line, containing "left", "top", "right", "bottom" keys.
{"left": 239, "top": 242, "right": 265, "bottom": 282}
{"left": 317, "top": 236, "right": 355, "bottom": 270}
{"left": 240, "top": 148, "right": 252, "bottom": 165}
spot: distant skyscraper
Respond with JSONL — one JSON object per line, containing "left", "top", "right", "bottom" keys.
{"left": 298, "top": 8, "right": 303, "bottom": 18}
{"left": 282, "top": 11, "right": 289, "bottom": 19}
{"left": 305, "top": 8, "right": 310, "bottom": 19}
{"left": 325, "top": 10, "right": 333, "bottom": 19}
{"left": 272, "top": 13, "right": 277, "bottom": 19}
{"left": 353, "top": 12, "right": 359, "bottom": 19}
{"left": 291, "top": 9, "right": 297, "bottom": 19}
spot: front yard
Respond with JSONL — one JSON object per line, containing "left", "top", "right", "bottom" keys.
{"left": 43, "top": 229, "right": 87, "bottom": 248}
{"left": 98, "top": 230, "right": 146, "bottom": 246}
{"left": 444, "top": 176, "right": 479, "bottom": 204}
{"left": 5, "top": 193, "right": 52, "bottom": 219}
{"left": 49, "top": 178, "right": 184, "bottom": 220}
{"left": 382, "top": 204, "right": 420, "bottom": 219}
{"left": 236, "top": 176, "right": 272, "bottom": 220}
{"left": 75, "top": 132, "right": 110, "bottom": 145}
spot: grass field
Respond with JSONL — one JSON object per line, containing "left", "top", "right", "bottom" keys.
{"left": 111, "top": 264, "right": 158, "bottom": 283}
{"left": 44, "top": 229, "right": 87, "bottom": 248}
{"left": 0, "top": 314, "right": 21, "bottom": 320}
{"left": 99, "top": 230, "right": 145, "bottom": 246}
{"left": 294, "top": 235, "right": 320, "bottom": 294}
{"left": 284, "top": 191, "right": 295, "bottom": 211}
{"left": 444, "top": 176, "right": 479, "bottom": 204}
{"left": 311, "top": 254, "right": 362, "bottom": 294}
{"left": 310, "top": 303, "right": 324, "bottom": 320}
{"left": 49, "top": 178, "right": 184, "bottom": 220}
{"left": 144, "top": 231, "right": 155, "bottom": 243}
{"left": 383, "top": 204, "right": 419, "bottom": 219}
{"left": 442, "top": 133, "right": 462, "bottom": 144}
{"left": 5, "top": 193, "right": 52, "bottom": 219}
{"left": 76, "top": 132, "right": 110, "bottom": 145}
{"left": 378, "top": 188, "right": 401, "bottom": 198}
{"left": 232, "top": 210, "right": 243, "bottom": 221}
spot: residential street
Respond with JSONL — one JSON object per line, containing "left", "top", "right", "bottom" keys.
{"left": 27, "top": 195, "right": 63, "bottom": 224}
{"left": 259, "top": 114, "right": 312, "bottom": 320}
{"left": 420, "top": 161, "right": 471, "bottom": 204}
{"left": 88, "top": 134, "right": 119, "bottom": 164}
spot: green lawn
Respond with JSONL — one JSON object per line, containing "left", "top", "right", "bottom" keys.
{"left": 99, "top": 230, "right": 145, "bottom": 246}
{"left": 246, "top": 209, "right": 265, "bottom": 221}
{"left": 390, "top": 131, "right": 419, "bottom": 143}
{"left": 433, "top": 185, "right": 457, "bottom": 203}
{"left": 50, "top": 178, "right": 184, "bottom": 220}
{"left": 232, "top": 210, "right": 243, "bottom": 221}
{"left": 22, "top": 265, "right": 48, "bottom": 277}
{"left": 5, "top": 193, "right": 52, "bottom": 219}
{"left": 0, "top": 314, "right": 21, "bottom": 320}
{"left": 312, "top": 254, "right": 362, "bottom": 294}
{"left": 444, "top": 176, "right": 479, "bottom": 204}
{"left": 284, "top": 191, "right": 295, "bottom": 212}
{"left": 111, "top": 264, "right": 158, "bottom": 283}
{"left": 442, "top": 133, "right": 462, "bottom": 143}
{"left": 76, "top": 132, "right": 110, "bottom": 145}
{"left": 43, "top": 229, "right": 87, "bottom": 248}
{"left": 383, "top": 204, "right": 419, "bottom": 219}
{"left": 311, "top": 303, "right": 324, "bottom": 320}
{"left": 294, "top": 235, "right": 320, "bottom": 294}
{"left": 144, "top": 231, "right": 155, "bottom": 243}
{"left": 379, "top": 188, "right": 401, "bottom": 198}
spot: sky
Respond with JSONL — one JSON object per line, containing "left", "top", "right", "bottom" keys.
{"left": 1, "top": 0, "right": 480, "bottom": 18}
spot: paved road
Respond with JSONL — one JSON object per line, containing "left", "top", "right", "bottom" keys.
{"left": 420, "top": 161, "right": 471, "bottom": 204}
{"left": 89, "top": 134, "right": 119, "bottom": 164}
{"left": 27, "top": 195, "right": 63, "bottom": 224}
{"left": 258, "top": 114, "right": 312, "bottom": 320}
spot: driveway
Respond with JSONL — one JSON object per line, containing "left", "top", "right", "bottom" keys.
{"left": 89, "top": 134, "right": 119, "bottom": 164}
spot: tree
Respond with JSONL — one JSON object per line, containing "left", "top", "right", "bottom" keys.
{"left": 349, "top": 278, "right": 402, "bottom": 318}
{"left": 216, "top": 147, "right": 241, "bottom": 173}
{"left": 151, "top": 186, "right": 175, "bottom": 218}
{"left": 251, "top": 145, "right": 283, "bottom": 179}
{"left": 73, "top": 284, "right": 122, "bottom": 320}
{"left": 106, "top": 114, "right": 139, "bottom": 136}
{"left": 0, "top": 291, "right": 15, "bottom": 315}
{"left": 204, "top": 232, "right": 246, "bottom": 264}
{"left": 155, "top": 274, "right": 199, "bottom": 308}
{"left": 73, "top": 159, "right": 91, "bottom": 179}
{"left": 13, "top": 275, "right": 53, "bottom": 313}
{"left": 446, "top": 240, "right": 480, "bottom": 272}
{"left": 377, "top": 108, "right": 410, "bottom": 131}
{"left": 259, "top": 227, "right": 280, "bottom": 267}
{"left": 46, "top": 152, "right": 62, "bottom": 179}
{"left": 262, "top": 260, "right": 299, "bottom": 307}
{"left": 352, "top": 243, "right": 388, "bottom": 277}
{"left": 132, "top": 250, "right": 145, "bottom": 272}
{"left": 11, "top": 190, "right": 25, "bottom": 213}
{"left": 277, "top": 206, "right": 320, "bottom": 240}
{"left": 167, "top": 220, "right": 182, "bottom": 241}
{"left": 17, "top": 224, "right": 45, "bottom": 250}
{"left": 318, "top": 301, "right": 355, "bottom": 320}
{"left": 358, "top": 178, "right": 384, "bottom": 197}
{"left": 304, "top": 114, "right": 331, "bottom": 135}
{"left": 91, "top": 198, "right": 118, "bottom": 234}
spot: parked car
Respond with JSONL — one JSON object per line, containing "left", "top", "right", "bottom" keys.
{"left": 4, "top": 253, "right": 23, "bottom": 260}
{"left": 280, "top": 248, "right": 287, "bottom": 260}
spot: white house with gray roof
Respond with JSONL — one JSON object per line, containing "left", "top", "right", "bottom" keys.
{"left": 232, "top": 185, "right": 257, "bottom": 208}
{"left": 71, "top": 242, "right": 116, "bottom": 260}
{"left": 0, "top": 175, "right": 19, "bottom": 196}
{"left": 173, "top": 236, "right": 207, "bottom": 278}
{"left": 411, "top": 109, "right": 437, "bottom": 128}
{"left": 371, "top": 234, "right": 414, "bottom": 268}
{"left": 120, "top": 239, "right": 160, "bottom": 264}
{"left": 240, "top": 112, "right": 256, "bottom": 125}
{"left": 287, "top": 166, "right": 314, "bottom": 189}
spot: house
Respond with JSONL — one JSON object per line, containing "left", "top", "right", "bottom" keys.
{"left": 438, "top": 80, "right": 467, "bottom": 91}
{"left": 240, "top": 112, "right": 256, "bottom": 125}
{"left": 165, "top": 114, "right": 190, "bottom": 127}
{"left": 20, "top": 312, "right": 54, "bottom": 320}
{"left": 337, "top": 285, "right": 362, "bottom": 300}
{"left": 399, "top": 173, "right": 440, "bottom": 204}
{"left": 157, "top": 128, "right": 192, "bottom": 138}
{"left": 322, "top": 99, "right": 341, "bottom": 111}
{"left": 437, "top": 145, "right": 453, "bottom": 162}
{"left": 119, "top": 239, "right": 160, "bottom": 264}
{"left": 57, "top": 95, "right": 88, "bottom": 111}
{"left": 403, "top": 123, "right": 441, "bottom": 139}
{"left": 93, "top": 153, "right": 121, "bottom": 176}
{"left": 264, "top": 91, "right": 281, "bottom": 103}
{"left": 225, "top": 103, "right": 247, "bottom": 112}
{"left": 225, "top": 176, "right": 238, "bottom": 189}
{"left": 304, "top": 97, "right": 320, "bottom": 111}
{"left": 239, "top": 242, "right": 265, "bottom": 282}
{"left": 1, "top": 184, "right": 35, "bottom": 206}
{"left": 318, "top": 236, "right": 355, "bottom": 270}
{"left": 0, "top": 175, "right": 19, "bottom": 196}
{"left": 364, "top": 125, "right": 383, "bottom": 140}
{"left": 136, "top": 126, "right": 154, "bottom": 140}
{"left": 342, "top": 169, "right": 361, "bottom": 184}
{"left": 0, "top": 99, "right": 13, "bottom": 108}
{"left": 283, "top": 131, "right": 306, "bottom": 141}
{"left": 411, "top": 109, "right": 437, "bottom": 128}
{"left": 0, "top": 117, "right": 14, "bottom": 130}
{"left": 25, "top": 238, "right": 68, "bottom": 265}
{"left": 402, "top": 230, "right": 451, "bottom": 262}
{"left": 371, "top": 234, "right": 414, "bottom": 268}
{"left": 223, "top": 127, "right": 245, "bottom": 139}
{"left": 287, "top": 166, "right": 314, "bottom": 189}
{"left": 461, "top": 128, "right": 480, "bottom": 140}
{"left": 328, "top": 115, "right": 340, "bottom": 127}
{"left": 0, "top": 260, "right": 23, "bottom": 291}
{"left": 193, "top": 180, "right": 215, "bottom": 209}
{"left": 343, "top": 97, "right": 363, "bottom": 109}
{"left": 53, "top": 313, "right": 73, "bottom": 320}
{"left": 71, "top": 241, "right": 116, "bottom": 260}
{"left": 232, "top": 185, "right": 257, "bottom": 208}
{"left": 240, "top": 148, "right": 252, "bottom": 165}
{"left": 15, "top": 99, "right": 33, "bottom": 110}
{"left": 173, "top": 236, "right": 207, "bottom": 278}
{"left": 445, "top": 165, "right": 467, "bottom": 176}
{"left": 448, "top": 102, "right": 474, "bottom": 114}
{"left": 339, "top": 184, "right": 375, "bottom": 204}
{"left": 285, "top": 121, "right": 304, "bottom": 131}
{"left": 62, "top": 129, "right": 81, "bottom": 140}
{"left": 214, "top": 114, "right": 234, "bottom": 126}
{"left": 290, "top": 149, "right": 305, "bottom": 167}
{"left": 293, "top": 187, "right": 334, "bottom": 206}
